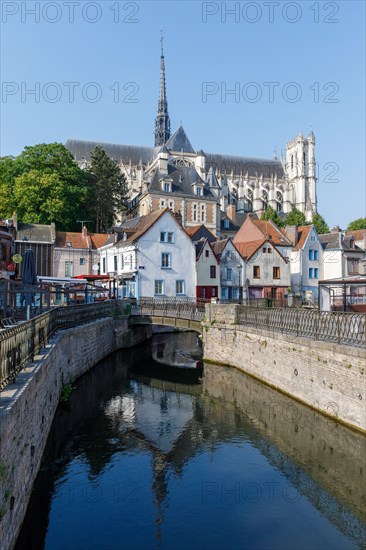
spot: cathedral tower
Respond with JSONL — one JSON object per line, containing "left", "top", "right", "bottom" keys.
{"left": 285, "top": 131, "right": 317, "bottom": 221}
{"left": 154, "top": 35, "right": 171, "bottom": 147}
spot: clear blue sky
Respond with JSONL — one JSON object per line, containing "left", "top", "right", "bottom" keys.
{"left": 1, "top": 0, "right": 365, "bottom": 228}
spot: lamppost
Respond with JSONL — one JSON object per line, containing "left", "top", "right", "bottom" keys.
{"left": 237, "top": 264, "right": 242, "bottom": 304}
{"left": 245, "top": 278, "right": 250, "bottom": 306}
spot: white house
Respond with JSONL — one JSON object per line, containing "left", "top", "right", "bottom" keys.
{"left": 319, "top": 230, "right": 365, "bottom": 281}
{"left": 99, "top": 209, "right": 196, "bottom": 299}
{"left": 193, "top": 238, "right": 220, "bottom": 300}
{"left": 283, "top": 225, "right": 323, "bottom": 302}
{"left": 211, "top": 238, "right": 245, "bottom": 301}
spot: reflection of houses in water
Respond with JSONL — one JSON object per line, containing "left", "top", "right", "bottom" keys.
{"left": 103, "top": 368, "right": 366, "bottom": 547}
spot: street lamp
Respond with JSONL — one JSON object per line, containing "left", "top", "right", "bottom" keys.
{"left": 245, "top": 278, "right": 250, "bottom": 306}
{"left": 237, "top": 264, "right": 242, "bottom": 304}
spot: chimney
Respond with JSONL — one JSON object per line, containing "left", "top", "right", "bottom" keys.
{"left": 82, "top": 225, "right": 88, "bottom": 239}
{"left": 227, "top": 204, "right": 237, "bottom": 225}
{"left": 331, "top": 226, "right": 341, "bottom": 233}
{"left": 284, "top": 225, "right": 298, "bottom": 245}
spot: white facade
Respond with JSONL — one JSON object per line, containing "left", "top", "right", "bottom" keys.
{"left": 195, "top": 239, "right": 220, "bottom": 299}
{"left": 289, "top": 226, "right": 323, "bottom": 302}
{"left": 99, "top": 211, "right": 196, "bottom": 299}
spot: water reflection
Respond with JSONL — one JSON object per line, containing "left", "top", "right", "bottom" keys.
{"left": 16, "top": 334, "right": 366, "bottom": 550}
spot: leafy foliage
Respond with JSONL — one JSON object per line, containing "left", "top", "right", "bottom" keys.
{"left": 347, "top": 218, "right": 366, "bottom": 231}
{"left": 312, "top": 212, "right": 329, "bottom": 234}
{"left": 260, "top": 206, "right": 284, "bottom": 228}
{"left": 284, "top": 207, "right": 307, "bottom": 227}
{"left": 0, "top": 144, "right": 90, "bottom": 230}
{"left": 86, "top": 147, "right": 129, "bottom": 232}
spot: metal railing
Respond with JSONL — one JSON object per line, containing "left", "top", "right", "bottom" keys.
{"left": 132, "top": 297, "right": 208, "bottom": 321}
{"left": 0, "top": 301, "right": 116, "bottom": 390}
{"left": 237, "top": 306, "right": 366, "bottom": 348}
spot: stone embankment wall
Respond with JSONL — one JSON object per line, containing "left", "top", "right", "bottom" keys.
{"left": 203, "top": 306, "right": 366, "bottom": 433}
{"left": 0, "top": 317, "right": 151, "bottom": 550}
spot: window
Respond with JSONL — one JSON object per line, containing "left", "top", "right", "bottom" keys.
{"left": 196, "top": 187, "right": 202, "bottom": 196}
{"left": 102, "top": 258, "right": 106, "bottom": 274}
{"left": 253, "top": 266, "right": 260, "bottom": 279}
{"left": 226, "top": 268, "right": 232, "bottom": 280}
{"left": 210, "top": 265, "right": 216, "bottom": 279}
{"left": 164, "top": 182, "right": 170, "bottom": 193}
{"left": 161, "top": 253, "right": 171, "bottom": 269}
{"left": 169, "top": 200, "right": 174, "bottom": 211}
{"left": 263, "top": 247, "right": 267, "bottom": 253}
{"left": 309, "top": 250, "right": 314, "bottom": 261}
{"left": 79, "top": 258, "right": 86, "bottom": 266}
{"left": 273, "top": 267, "right": 280, "bottom": 279}
{"left": 160, "top": 231, "right": 174, "bottom": 243}
{"left": 314, "top": 268, "right": 319, "bottom": 279}
{"left": 201, "top": 204, "right": 206, "bottom": 222}
{"left": 314, "top": 250, "right": 319, "bottom": 261}
{"left": 65, "top": 261, "right": 73, "bottom": 277}
{"left": 224, "top": 219, "right": 230, "bottom": 229}
{"left": 193, "top": 204, "right": 197, "bottom": 222}
{"left": 311, "top": 236, "right": 315, "bottom": 241}
{"left": 114, "top": 256, "right": 117, "bottom": 271}
{"left": 348, "top": 259, "right": 359, "bottom": 274}
{"left": 121, "top": 255, "right": 124, "bottom": 269}
{"left": 154, "top": 280, "right": 164, "bottom": 295}
{"left": 176, "top": 280, "right": 185, "bottom": 295}
{"left": 205, "top": 249, "right": 209, "bottom": 258}
{"left": 160, "top": 199, "right": 166, "bottom": 209}
{"left": 309, "top": 268, "right": 314, "bottom": 279}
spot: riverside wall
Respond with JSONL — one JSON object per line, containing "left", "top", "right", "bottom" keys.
{"left": 202, "top": 306, "right": 366, "bottom": 433}
{"left": 0, "top": 317, "right": 152, "bottom": 550}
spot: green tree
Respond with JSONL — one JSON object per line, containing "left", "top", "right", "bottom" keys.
{"left": 0, "top": 143, "right": 90, "bottom": 230}
{"left": 347, "top": 218, "right": 366, "bottom": 231}
{"left": 86, "top": 147, "right": 128, "bottom": 232}
{"left": 260, "top": 205, "right": 284, "bottom": 227}
{"left": 284, "top": 207, "right": 307, "bottom": 227}
{"left": 312, "top": 212, "right": 329, "bottom": 234}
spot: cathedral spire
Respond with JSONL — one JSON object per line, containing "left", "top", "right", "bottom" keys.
{"left": 154, "top": 32, "right": 171, "bottom": 147}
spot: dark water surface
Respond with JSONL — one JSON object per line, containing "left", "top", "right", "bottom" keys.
{"left": 16, "top": 333, "right": 366, "bottom": 550}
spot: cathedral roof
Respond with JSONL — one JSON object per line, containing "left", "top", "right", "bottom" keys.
{"left": 165, "top": 125, "right": 195, "bottom": 154}
{"left": 65, "top": 139, "right": 156, "bottom": 165}
{"left": 206, "top": 166, "right": 220, "bottom": 188}
{"left": 204, "top": 152, "right": 285, "bottom": 179}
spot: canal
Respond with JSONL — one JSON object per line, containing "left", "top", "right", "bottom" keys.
{"left": 16, "top": 332, "right": 366, "bottom": 549}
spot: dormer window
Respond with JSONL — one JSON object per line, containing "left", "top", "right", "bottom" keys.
{"left": 224, "top": 219, "right": 230, "bottom": 229}
{"left": 196, "top": 187, "right": 202, "bottom": 197}
{"left": 163, "top": 181, "right": 171, "bottom": 193}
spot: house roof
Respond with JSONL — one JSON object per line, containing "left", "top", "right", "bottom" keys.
{"left": 16, "top": 223, "right": 55, "bottom": 244}
{"left": 234, "top": 216, "right": 292, "bottom": 246}
{"left": 211, "top": 239, "right": 230, "bottom": 259}
{"left": 319, "top": 232, "right": 364, "bottom": 252}
{"left": 234, "top": 239, "right": 267, "bottom": 260}
{"left": 346, "top": 229, "right": 366, "bottom": 242}
{"left": 295, "top": 225, "right": 312, "bottom": 250}
{"left": 55, "top": 231, "right": 109, "bottom": 249}
{"left": 194, "top": 238, "right": 220, "bottom": 262}
{"left": 185, "top": 225, "right": 216, "bottom": 242}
